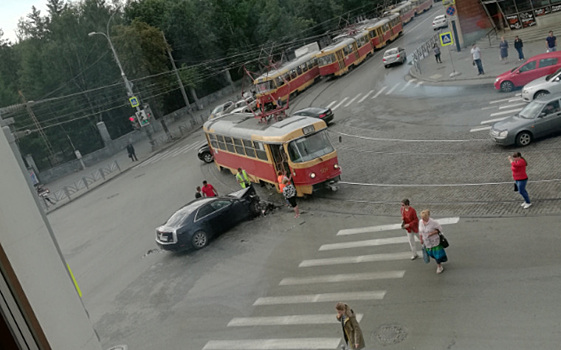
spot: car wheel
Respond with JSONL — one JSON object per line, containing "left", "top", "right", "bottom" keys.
{"left": 202, "top": 152, "right": 214, "bottom": 163}
{"left": 191, "top": 231, "right": 208, "bottom": 249}
{"left": 534, "top": 90, "right": 549, "bottom": 100}
{"left": 384, "top": 65, "right": 388, "bottom": 68}
{"left": 516, "top": 131, "right": 532, "bottom": 147}
{"left": 500, "top": 81, "right": 514, "bottom": 92}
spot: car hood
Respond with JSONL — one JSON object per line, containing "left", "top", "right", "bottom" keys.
{"left": 156, "top": 225, "right": 176, "bottom": 233}
{"left": 496, "top": 69, "right": 515, "bottom": 81}
{"left": 492, "top": 114, "right": 532, "bottom": 130}
{"left": 226, "top": 186, "right": 256, "bottom": 200}
{"left": 524, "top": 75, "right": 548, "bottom": 89}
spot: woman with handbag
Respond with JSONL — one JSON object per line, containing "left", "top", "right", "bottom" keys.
{"left": 509, "top": 152, "right": 531, "bottom": 209}
{"left": 400, "top": 199, "right": 420, "bottom": 260}
{"left": 419, "top": 209, "right": 447, "bottom": 274}
{"left": 335, "top": 302, "right": 365, "bottom": 350}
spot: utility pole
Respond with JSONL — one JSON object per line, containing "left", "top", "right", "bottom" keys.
{"left": 162, "top": 32, "right": 192, "bottom": 115}
{"left": 18, "top": 90, "right": 57, "bottom": 164}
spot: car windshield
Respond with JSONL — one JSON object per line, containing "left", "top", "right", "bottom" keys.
{"left": 287, "top": 130, "right": 335, "bottom": 163}
{"left": 212, "top": 105, "right": 223, "bottom": 114}
{"left": 518, "top": 101, "right": 545, "bottom": 119}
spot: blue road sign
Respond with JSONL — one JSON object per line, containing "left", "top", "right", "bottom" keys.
{"left": 446, "top": 5, "right": 456, "bottom": 16}
{"left": 440, "top": 32, "right": 453, "bottom": 46}
{"left": 129, "top": 96, "right": 139, "bottom": 108}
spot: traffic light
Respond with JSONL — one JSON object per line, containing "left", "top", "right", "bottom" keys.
{"left": 134, "top": 110, "right": 150, "bottom": 127}
{"left": 129, "top": 116, "right": 140, "bottom": 129}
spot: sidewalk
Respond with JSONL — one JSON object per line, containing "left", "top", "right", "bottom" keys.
{"left": 409, "top": 28, "right": 557, "bottom": 86}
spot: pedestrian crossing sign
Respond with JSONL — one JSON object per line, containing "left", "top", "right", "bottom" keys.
{"left": 440, "top": 32, "right": 453, "bottom": 46}
{"left": 129, "top": 96, "right": 140, "bottom": 108}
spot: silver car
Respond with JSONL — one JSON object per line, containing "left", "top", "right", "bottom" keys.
{"left": 521, "top": 68, "right": 561, "bottom": 102}
{"left": 383, "top": 47, "right": 406, "bottom": 68}
{"left": 490, "top": 94, "right": 561, "bottom": 146}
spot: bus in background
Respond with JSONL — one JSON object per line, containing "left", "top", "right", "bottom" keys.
{"left": 317, "top": 30, "right": 373, "bottom": 77}
{"left": 253, "top": 43, "right": 320, "bottom": 108}
{"left": 389, "top": 1, "right": 415, "bottom": 24}
{"left": 203, "top": 113, "right": 341, "bottom": 196}
{"left": 363, "top": 14, "right": 403, "bottom": 50}
{"left": 411, "top": 0, "right": 432, "bottom": 15}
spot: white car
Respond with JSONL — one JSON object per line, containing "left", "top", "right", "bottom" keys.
{"left": 432, "top": 15, "right": 448, "bottom": 30}
{"left": 209, "top": 101, "right": 235, "bottom": 119}
{"left": 521, "top": 67, "right": 561, "bottom": 102}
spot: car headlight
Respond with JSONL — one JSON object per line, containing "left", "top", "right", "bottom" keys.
{"left": 309, "top": 172, "right": 316, "bottom": 179}
{"left": 334, "top": 164, "right": 339, "bottom": 169}
{"left": 495, "top": 78, "right": 500, "bottom": 83}
{"left": 498, "top": 130, "right": 508, "bottom": 137}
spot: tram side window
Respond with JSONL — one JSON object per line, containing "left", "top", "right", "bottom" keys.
{"left": 277, "top": 77, "right": 284, "bottom": 87}
{"left": 253, "top": 141, "right": 268, "bottom": 161}
{"left": 242, "top": 139, "right": 256, "bottom": 158}
{"left": 301, "top": 63, "right": 308, "bottom": 73}
{"left": 383, "top": 24, "right": 390, "bottom": 32}
{"left": 208, "top": 134, "right": 218, "bottom": 148}
{"left": 297, "top": 66, "right": 302, "bottom": 75}
{"left": 284, "top": 73, "right": 291, "bottom": 82}
{"left": 217, "top": 135, "right": 226, "bottom": 150}
{"left": 291, "top": 70, "right": 297, "bottom": 79}
{"left": 233, "top": 138, "right": 245, "bottom": 155}
{"left": 224, "top": 136, "right": 235, "bottom": 153}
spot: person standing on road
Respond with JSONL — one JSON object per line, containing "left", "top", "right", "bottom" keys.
{"left": 514, "top": 36, "right": 524, "bottom": 61}
{"left": 471, "top": 44, "right": 484, "bottom": 75}
{"left": 419, "top": 209, "right": 447, "bottom": 274}
{"left": 546, "top": 31, "right": 557, "bottom": 52}
{"left": 509, "top": 152, "right": 531, "bottom": 209}
{"left": 201, "top": 180, "right": 218, "bottom": 197}
{"left": 126, "top": 142, "right": 138, "bottom": 161}
{"left": 282, "top": 178, "right": 299, "bottom": 218}
{"left": 335, "top": 302, "right": 365, "bottom": 350}
{"left": 195, "top": 186, "right": 202, "bottom": 199}
{"left": 433, "top": 44, "right": 442, "bottom": 63}
{"left": 236, "top": 167, "right": 252, "bottom": 188}
{"left": 401, "top": 199, "right": 420, "bottom": 260}
{"left": 499, "top": 36, "right": 509, "bottom": 63}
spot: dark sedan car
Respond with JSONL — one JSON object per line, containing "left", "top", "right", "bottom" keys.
{"left": 198, "top": 144, "right": 214, "bottom": 163}
{"left": 155, "top": 187, "right": 260, "bottom": 251}
{"left": 292, "top": 107, "right": 334, "bottom": 124}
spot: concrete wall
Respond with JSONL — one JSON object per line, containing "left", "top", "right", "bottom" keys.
{"left": 457, "top": 0, "right": 494, "bottom": 46}
{"left": 0, "top": 126, "right": 102, "bottom": 350}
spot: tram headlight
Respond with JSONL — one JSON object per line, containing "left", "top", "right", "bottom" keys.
{"left": 334, "top": 164, "right": 339, "bottom": 169}
{"left": 309, "top": 172, "right": 316, "bottom": 179}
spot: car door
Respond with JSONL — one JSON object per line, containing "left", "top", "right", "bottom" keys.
{"left": 533, "top": 99, "right": 561, "bottom": 138}
{"left": 516, "top": 60, "right": 539, "bottom": 86}
{"left": 538, "top": 57, "right": 559, "bottom": 77}
{"left": 194, "top": 201, "right": 230, "bottom": 236}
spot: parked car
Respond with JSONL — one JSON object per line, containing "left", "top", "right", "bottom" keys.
{"left": 209, "top": 101, "right": 235, "bottom": 119}
{"left": 494, "top": 51, "right": 561, "bottom": 92}
{"left": 292, "top": 107, "right": 334, "bottom": 124}
{"left": 155, "top": 186, "right": 260, "bottom": 251}
{"left": 489, "top": 93, "right": 561, "bottom": 146}
{"left": 432, "top": 15, "right": 448, "bottom": 30}
{"left": 383, "top": 47, "right": 407, "bottom": 68}
{"left": 198, "top": 144, "right": 214, "bottom": 163}
{"left": 521, "top": 67, "right": 561, "bottom": 102}
{"left": 234, "top": 96, "right": 257, "bottom": 110}
{"left": 231, "top": 105, "right": 253, "bottom": 114}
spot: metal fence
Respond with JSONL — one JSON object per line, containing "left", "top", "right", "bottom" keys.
{"left": 410, "top": 33, "right": 440, "bottom": 75}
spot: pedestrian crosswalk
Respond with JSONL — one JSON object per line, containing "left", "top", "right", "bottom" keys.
{"left": 133, "top": 140, "right": 206, "bottom": 169}
{"left": 201, "top": 216, "right": 461, "bottom": 350}
{"left": 325, "top": 79, "right": 424, "bottom": 111}
{"left": 470, "top": 93, "right": 526, "bottom": 133}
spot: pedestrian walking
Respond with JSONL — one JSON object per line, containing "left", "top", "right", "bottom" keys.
{"left": 282, "top": 178, "right": 299, "bottom": 218}
{"left": 499, "top": 36, "right": 509, "bottom": 62}
{"left": 335, "top": 302, "right": 365, "bottom": 350}
{"left": 509, "top": 152, "right": 531, "bottom": 209}
{"left": 195, "top": 186, "right": 202, "bottom": 199}
{"left": 471, "top": 44, "right": 484, "bottom": 75}
{"left": 401, "top": 199, "right": 420, "bottom": 260}
{"left": 126, "top": 142, "right": 138, "bottom": 161}
{"left": 236, "top": 167, "right": 252, "bottom": 188}
{"left": 419, "top": 209, "right": 447, "bottom": 274}
{"left": 514, "top": 35, "right": 524, "bottom": 61}
{"left": 546, "top": 31, "right": 557, "bottom": 52}
{"left": 36, "top": 185, "right": 56, "bottom": 207}
{"left": 201, "top": 180, "right": 218, "bottom": 197}
{"left": 433, "top": 44, "right": 442, "bottom": 63}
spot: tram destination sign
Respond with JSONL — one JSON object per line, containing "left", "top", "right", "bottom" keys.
{"left": 302, "top": 125, "right": 315, "bottom": 135}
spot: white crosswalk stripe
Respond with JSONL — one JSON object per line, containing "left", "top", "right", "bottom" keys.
{"left": 385, "top": 84, "right": 400, "bottom": 95}
{"left": 299, "top": 251, "right": 420, "bottom": 267}
{"left": 279, "top": 271, "right": 405, "bottom": 285}
{"left": 358, "top": 90, "right": 374, "bottom": 102}
{"left": 372, "top": 86, "right": 387, "bottom": 98}
{"left": 253, "top": 291, "right": 385, "bottom": 306}
{"left": 133, "top": 141, "right": 205, "bottom": 169}
{"left": 470, "top": 126, "right": 492, "bottom": 133}
{"left": 203, "top": 338, "right": 342, "bottom": 350}
{"left": 480, "top": 116, "right": 508, "bottom": 124}
{"left": 331, "top": 97, "right": 348, "bottom": 110}
{"left": 227, "top": 314, "right": 363, "bottom": 327}
{"left": 320, "top": 236, "right": 413, "bottom": 251}
{"left": 400, "top": 79, "right": 416, "bottom": 91}
{"left": 337, "top": 217, "right": 459, "bottom": 235}
{"left": 344, "top": 93, "right": 361, "bottom": 107}
{"left": 490, "top": 108, "right": 523, "bottom": 117}
{"left": 326, "top": 100, "right": 337, "bottom": 109}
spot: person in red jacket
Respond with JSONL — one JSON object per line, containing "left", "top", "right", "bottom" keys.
{"left": 400, "top": 199, "right": 420, "bottom": 260}
{"left": 201, "top": 180, "right": 218, "bottom": 197}
{"left": 509, "top": 152, "right": 531, "bottom": 209}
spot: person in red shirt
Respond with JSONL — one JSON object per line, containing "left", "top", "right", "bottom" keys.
{"left": 401, "top": 199, "right": 420, "bottom": 260}
{"left": 509, "top": 152, "right": 531, "bottom": 209}
{"left": 201, "top": 180, "right": 218, "bottom": 197}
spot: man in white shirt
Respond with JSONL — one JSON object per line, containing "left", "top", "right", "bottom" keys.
{"left": 471, "top": 44, "right": 484, "bottom": 75}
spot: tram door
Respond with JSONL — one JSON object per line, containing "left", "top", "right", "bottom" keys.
{"left": 269, "top": 144, "right": 290, "bottom": 182}
{"left": 335, "top": 50, "right": 345, "bottom": 71}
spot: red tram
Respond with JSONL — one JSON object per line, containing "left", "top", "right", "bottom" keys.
{"left": 389, "top": 1, "right": 415, "bottom": 24}
{"left": 317, "top": 30, "right": 374, "bottom": 77}
{"left": 411, "top": 0, "right": 432, "bottom": 15}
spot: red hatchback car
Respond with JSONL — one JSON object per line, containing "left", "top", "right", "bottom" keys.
{"left": 494, "top": 51, "right": 561, "bottom": 92}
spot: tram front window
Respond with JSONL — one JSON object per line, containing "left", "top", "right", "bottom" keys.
{"left": 287, "top": 131, "right": 335, "bottom": 163}
{"left": 256, "top": 81, "right": 271, "bottom": 93}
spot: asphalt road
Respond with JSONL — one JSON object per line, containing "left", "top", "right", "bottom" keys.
{"left": 47, "top": 5, "right": 561, "bottom": 350}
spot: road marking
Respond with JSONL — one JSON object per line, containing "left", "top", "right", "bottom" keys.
{"left": 508, "top": 97, "right": 523, "bottom": 102}
{"left": 280, "top": 271, "right": 405, "bottom": 285}
{"left": 372, "top": 86, "right": 387, "bottom": 98}
{"left": 499, "top": 102, "right": 526, "bottom": 109}
{"left": 400, "top": 79, "right": 415, "bottom": 91}
{"left": 203, "top": 338, "right": 341, "bottom": 350}
{"left": 320, "top": 236, "right": 414, "bottom": 251}
{"left": 332, "top": 97, "right": 348, "bottom": 110}
{"left": 481, "top": 106, "right": 497, "bottom": 110}
{"left": 331, "top": 130, "right": 488, "bottom": 142}
{"left": 470, "top": 126, "right": 492, "bottom": 132}
{"left": 489, "top": 108, "right": 522, "bottom": 117}
{"left": 385, "top": 84, "right": 400, "bottom": 95}
{"left": 359, "top": 90, "right": 373, "bottom": 103}
{"left": 481, "top": 116, "right": 508, "bottom": 124}
{"left": 344, "top": 94, "right": 361, "bottom": 107}
{"left": 415, "top": 81, "right": 424, "bottom": 87}
{"left": 489, "top": 97, "right": 517, "bottom": 104}
{"left": 300, "top": 251, "right": 420, "bottom": 267}
{"left": 253, "top": 291, "right": 385, "bottom": 306}
{"left": 227, "top": 314, "right": 363, "bottom": 327}
{"left": 337, "top": 217, "right": 460, "bottom": 235}
{"left": 326, "top": 100, "right": 337, "bottom": 109}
